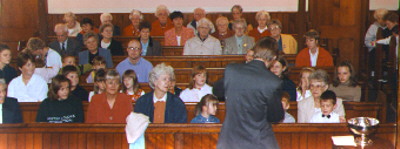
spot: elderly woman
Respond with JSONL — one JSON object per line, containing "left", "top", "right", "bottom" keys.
{"left": 99, "top": 23, "right": 124, "bottom": 56}
{"left": 86, "top": 69, "right": 133, "bottom": 123}
{"left": 76, "top": 18, "right": 99, "bottom": 45}
{"left": 7, "top": 52, "right": 48, "bottom": 102}
{"left": 184, "top": 18, "right": 222, "bottom": 55}
{"left": 211, "top": 16, "right": 234, "bottom": 46}
{"left": 100, "top": 13, "right": 120, "bottom": 36}
{"left": 134, "top": 63, "right": 187, "bottom": 123}
{"left": 267, "top": 19, "right": 298, "bottom": 54}
{"left": 63, "top": 12, "right": 81, "bottom": 37}
{"left": 228, "top": 5, "right": 253, "bottom": 31}
{"left": 151, "top": 5, "right": 174, "bottom": 36}
{"left": 297, "top": 69, "right": 345, "bottom": 123}
{"left": 78, "top": 32, "right": 113, "bottom": 68}
{"left": 329, "top": 61, "right": 361, "bottom": 102}
{"left": 187, "top": 8, "right": 215, "bottom": 35}
{"left": 138, "top": 21, "right": 162, "bottom": 56}
{"left": 0, "top": 79, "right": 23, "bottom": 123}
{"left": 248, "top": 10, "right": 271, "bottom": 41}
{"left": 164, "top": 11, "right": 194, "bottom": 46}
{"left": 122, "top": 9, "right": 142, "bottom": 36}
{"left": 223, "top": 19, "right": 255, "bottom": 55}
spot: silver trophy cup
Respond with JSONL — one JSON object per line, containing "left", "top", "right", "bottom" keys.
{"left": 347, "top": 117, "right": 380, "bottom": 146}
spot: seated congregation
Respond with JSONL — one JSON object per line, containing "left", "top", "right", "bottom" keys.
{"left": 0, "top": 4, "right": 394, "bottom": 129}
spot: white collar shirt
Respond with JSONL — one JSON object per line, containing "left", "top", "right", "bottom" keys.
{"left": 309, "top": 111, "right": 340, "bottom": 123}
{"left": 153, "top": 92, "right": 167, "bottom": 103}
{"left": 7, "top": 74, "right": 48, "bottom": 102}
{"left": 309, "top": 47, "right": 319, "bottom": 67}
{"left": 179, "top": 84, "right": 213, "bottom": 102}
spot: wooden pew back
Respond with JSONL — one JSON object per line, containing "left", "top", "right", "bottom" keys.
{"left": 19, "top": 101, "right": 384, "bottom": 124}
{"left": 0, "top": 123, "right": 395, "bottom": 149}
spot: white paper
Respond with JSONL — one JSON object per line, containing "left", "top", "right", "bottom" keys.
{"left": 331, "top": 136, "right": 357, "bottom": 146}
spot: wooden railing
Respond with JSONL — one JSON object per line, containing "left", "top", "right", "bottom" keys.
{"left": 0, "top": 123, "right": 395, "bottom": 149}
{"left": 19, "top": 101, "right": 384, "bottom": 124}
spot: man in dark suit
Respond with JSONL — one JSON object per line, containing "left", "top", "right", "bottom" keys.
{"left": 0, "top": 80, "right": 23, "bottom": 124}
{"left": 49, "top": 23, "right": 82, "bottom": 56}
{"left": 217, "top": 37, "right": 284, "bottom": 149}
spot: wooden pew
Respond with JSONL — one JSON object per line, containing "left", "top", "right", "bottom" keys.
{"left": 48, "top": 36, "right": 165, "bottom": 46}
{"left": 0, "top": 123, "right": 395, "bottom": 149}
{"left": 19, "top": 101, "right": 384, "bottom": 124}
{"left": 79, "top": 67, "right": 335, "bottom": 92}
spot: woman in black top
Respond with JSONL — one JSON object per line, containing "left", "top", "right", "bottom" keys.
{"left": 0, "top": 44, "right": 17, "bottom": 84}
{"left": 99, "top": 23, "right": 124, "bottom": 56}
{"left": 36, "top": 75, "right": 84, "bottom": 123}
{"left": 270, "top": 56, "right": 297, "bottom": 101}
{"left": 0, "top": 80, "right": 23, "bottom": 123}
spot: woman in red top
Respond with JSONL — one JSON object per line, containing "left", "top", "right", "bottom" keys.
{"left": 86, "top": 69, "right": 133, "bottom": 123}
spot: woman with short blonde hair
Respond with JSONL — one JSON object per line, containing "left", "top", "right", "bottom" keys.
{"left": 249, "top": 10, "right": 271, "bottom": 41}
{"left": 86, "top": 69, "right": 133, "bottom": 123}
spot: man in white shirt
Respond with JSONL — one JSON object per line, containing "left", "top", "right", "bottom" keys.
{"left": 26, "top": 37, "right": 62, "bottom": 83}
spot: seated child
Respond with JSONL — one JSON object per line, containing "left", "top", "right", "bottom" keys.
{"left": 88, "top": 69, "right": 106, "bottom": 101}
{"left": 180, "top": 65, "right": 213, "bottom": 102}
{"left": 122, "top": 69, "right": 145, "bottom": 101}
{"left": 169, "top": 77, "right": 182, "bottom": 96}
{"left": 281, "top": 92, "right": 295, "bottom": 123}
{"left": 86, "top": 56, "right": 106, "bottom": 83}
{"left": 61, "top": 55, "right": 82, "bottom": 75}
{"left": 36, "top": 75, "right": 84, "bottom": 123}
{"left": 310, "top": 90, "right": 341, "bottom": 123}
{"left": 62, "top": 66, "right": 88, "bottom": 101}
{"left": 190, "top": 94, "right": 220, "bottom": 123}
{"left": 245, "top": 48, "right": 254, "bottom": 63}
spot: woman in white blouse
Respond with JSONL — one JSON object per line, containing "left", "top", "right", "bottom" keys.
{"left": 184, "top": 18, "right": 222, "bottom": 55}
{"left": 7, "top": 52, "right": 48, "bottom": 102}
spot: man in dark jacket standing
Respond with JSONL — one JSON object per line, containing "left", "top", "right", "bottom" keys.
{"left": 217, "top": 37, "right": 284, "bottom": 149}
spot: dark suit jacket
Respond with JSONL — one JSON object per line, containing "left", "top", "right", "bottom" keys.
{"left": 134, "top": 91, "right": 187, "bottom": 123}
{"left": 48, "top": 38, "right": 82, "bottom": 56}
{"left": 2, "top": 97, "right": 23, "bottom": 123}
{"left": 217, "top": 60, "right": 284, "bottom": 149}
{"left": 78, "top": 48, "right": 113, "bottom": 68}
{"left": 99, "top": 39, "right": 124, "bottom": 56}
{"left": 137, "top": 37, "right": 162, "bottom": 56}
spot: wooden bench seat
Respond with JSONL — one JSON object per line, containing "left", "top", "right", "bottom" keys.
{"left": 0, "top": 123, "right": 395, "bottom": 149}
{"left": 19, "top": 101, "right": 384, "bottom": 124}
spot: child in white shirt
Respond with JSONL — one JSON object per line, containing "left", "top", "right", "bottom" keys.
{"left": 180, "top": 65, "right": 212, "bottom": 102}
{"left": 281, "top": 92, "right": 295, "bottom": 123}
{"left": 310, "top": 90, "right": 341, "bottom": 123}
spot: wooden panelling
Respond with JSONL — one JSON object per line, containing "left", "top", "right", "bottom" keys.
{"left": 19, "top": 101, "right": 384, "bottom": 124}
{"left": 0, "top": 123, "right": 396, "bottom": 149}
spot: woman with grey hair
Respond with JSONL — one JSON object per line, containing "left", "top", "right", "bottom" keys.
{"left": 297, "top": 69, "right": 345, "bottom": 123}
{"left": 122, "top": 9, "right": 143, "bottom": 36}
{"left": 183, "top": 18, "right": 222, "bottom": 55}
{"left": 151, "top": 5, "right": 174, "bottom": 36}
{"left": 63, "top": 12, "right": 81, "bottom": 37}
{"left": 223, "top": 19, "right": 255, "bottom": 55}
{"left": 248, "top": 10, "right": 271, "bottom": 41}
{"left": 86, "top": 69, "right": 133, "bottom": 123}
{"left": 134, "top": 63, "right": 187, "bottom": 123}
{"left": 78, "top": 32, "right": 113, "bottom": 68}
{"left": 100, "top": 13, "right": 121, "bottom": 36}
{"left": 0, "top": 79, "right": 23, "bottom": 123}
